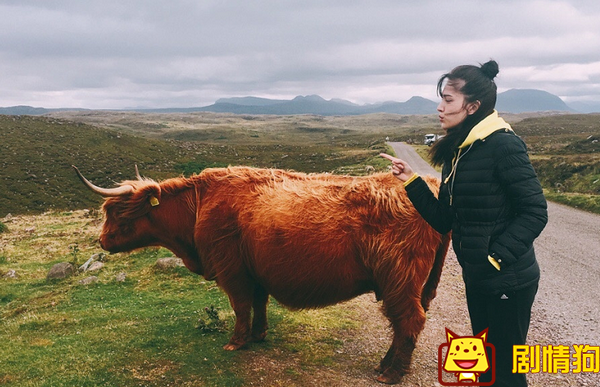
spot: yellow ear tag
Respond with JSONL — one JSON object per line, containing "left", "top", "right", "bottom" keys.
{"left": 150, "top": 197, "right": 160, "bottom": 207}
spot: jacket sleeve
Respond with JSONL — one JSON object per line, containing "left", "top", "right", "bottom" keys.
{"left": 405, "top": 176, "right": 453, "bottom": 234}
{"left": 488, "top": 135, "right": 548, "bottom": 267}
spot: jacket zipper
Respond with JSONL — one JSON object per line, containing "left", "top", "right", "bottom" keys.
{"left": 446, "top": 143, "right": 474, "bottom": 206}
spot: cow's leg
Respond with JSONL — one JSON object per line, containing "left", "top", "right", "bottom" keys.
{"left": 251, "top": 284, "right": 269, "bottom": 342}
{"left": 223, "top": 291, "right": 253, "bottom": 351}
{"left": 420, "top": 234, "right": 450, "bottom": 312}
{"left": 375, "top": 346, "right": 393, "bottom": 373}
{"left": 376, "top": 326, "right": 419, "bottom": 384}
{"left": 377, "top": 287, "right": 426, "bottom": 384}
{"left": 218, "top": 271, "right": 256, "bottom": 351}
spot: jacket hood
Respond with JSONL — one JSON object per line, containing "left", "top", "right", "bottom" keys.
{"left": 459, "top": 110, "right": 513, "bottom": 149}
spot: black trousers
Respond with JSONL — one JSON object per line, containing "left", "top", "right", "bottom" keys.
{"left": 465, "top": 282, "right": 538, "bottom": 387}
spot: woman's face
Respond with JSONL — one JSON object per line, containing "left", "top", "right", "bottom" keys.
{"left": 437, "top": 80, "right": 479, "bottom": 131}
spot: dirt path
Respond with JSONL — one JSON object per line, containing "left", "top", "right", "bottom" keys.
{"left": 242, "top": 143, "right": 598, "bottom": 386}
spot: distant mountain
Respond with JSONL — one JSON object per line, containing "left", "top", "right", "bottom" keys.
{"left": 215, "top": 96, "right": 288, "bottom": 106}
{"left": 0, "top": 105, "right": 53, "bottom": 115}
{"left": 567, "top": 100, "right": 600, "bottom": 114}
{"left": 198, "top": 90, "right": 578, "bottom": 115}
{"left": 0, "top": 106, "right": 88, "bottom": 115}
{"left": 194, "top": 95, "right": 358, "bottom": 115}
{"left": 496, "top": 89, "right": 574, "bottom": 113}
{"left": 330, "top": 98, "right": 359, "bottom": 106}
{"left": 2, "top": 89, "right": 593, "bottom": 116}
{"left": 195, "top": 94, "right": 439, "bottom": 116}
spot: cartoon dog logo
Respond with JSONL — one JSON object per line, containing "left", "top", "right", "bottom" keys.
{"left": 440, "top": 328, "right": 494, "bottom": 385}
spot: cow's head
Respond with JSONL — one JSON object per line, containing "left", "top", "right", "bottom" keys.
{"left": 73, "top": 166, "right": 163, "bottom": 253}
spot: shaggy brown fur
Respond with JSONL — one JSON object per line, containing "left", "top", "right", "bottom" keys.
{"left": 91, "top": 166, "right": 450, "bottom": 384}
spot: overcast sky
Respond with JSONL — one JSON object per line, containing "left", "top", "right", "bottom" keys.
{"left": 1, "top": 0, "right": 599, "bottom": 109}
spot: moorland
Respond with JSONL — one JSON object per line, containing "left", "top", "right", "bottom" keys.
{"left": 2, "top": 110, "right": 599, "bottom": 216}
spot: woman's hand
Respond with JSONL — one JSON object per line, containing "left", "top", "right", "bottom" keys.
{"left": 379, "top": 153, "right": 415, "bottom": 182}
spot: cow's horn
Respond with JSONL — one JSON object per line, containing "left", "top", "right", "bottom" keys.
{"left": 135, "top": 164, "right": 143, "bottom": 180}
{"left": 72, "top": 166, "right": 134, "bottom": 197}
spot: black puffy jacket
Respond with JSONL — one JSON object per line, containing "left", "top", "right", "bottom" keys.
{"left": 405, "top": 112, "right": 548, "bottom": 294}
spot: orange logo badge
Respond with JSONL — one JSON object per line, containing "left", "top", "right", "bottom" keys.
{"left": 438, "top": 328, "right": 495, "bottom": 386}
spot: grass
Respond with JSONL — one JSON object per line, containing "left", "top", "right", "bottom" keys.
{"left": 4, "top": 111, "right": 598, "bottom": 215}
{"left": 542, "top": 190, "right": 600, "bottom": 214}
{"left": 1, "top": 114, "right": 408, "bottom": 216}
{"left": 517, "top": 114, "right": 600, "bottom": 214}
{"left": 0, "top": 115, "right": 190, "bottom": 215}
{"left": 0, "top": 210, "right": 367, "bottom": 386}
{"left": 1, "top": 281, "right": 241, "bottom": 386}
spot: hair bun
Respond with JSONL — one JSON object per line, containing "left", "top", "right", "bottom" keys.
{"left": 480, "top": 60, "right": 499, "bottom": 80}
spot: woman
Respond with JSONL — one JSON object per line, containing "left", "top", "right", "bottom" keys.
{"left": 381, "top": 60, "right": 547, "bottom": 386}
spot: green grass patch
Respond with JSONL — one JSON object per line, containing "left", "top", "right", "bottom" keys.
{"left": 542, "top": 190, "right": 600, "bottom": 214}
{"left": 266, "top": 300, "right": 359, "bottom": 366}
{"left": 530, "top": 155, "right": 600, "bottom": 213}
{"left": 1, "top": 283, "right": 243, "bottom": 386}
{"left": 0, "top": 247, "right": 242, "bottom": 386}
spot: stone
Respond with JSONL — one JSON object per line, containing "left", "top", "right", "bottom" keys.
{"left": 115, "top": 272, "right": 127, "bottom": 282}
{"left": 155, "top": 257, "right": 185, "bottom": 271}
{"left": 47, "top": 262, "right": 76, "bottom": 280}
{"left": 3, "top": 269, "right": 17, "bottom": 279}
{"left": 87, "top": 261, "right": 105, "bottom": 272}
{"left": 78, "top": 276, "right": 99, "bottom": 285}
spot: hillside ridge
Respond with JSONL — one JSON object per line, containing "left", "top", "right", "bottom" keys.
{"left": 2, "top": 89, "right": 594, "bottom": 115}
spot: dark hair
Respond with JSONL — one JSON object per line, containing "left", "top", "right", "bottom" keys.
{"left": 429, "top": 60, "right": 499, "bottom": 166}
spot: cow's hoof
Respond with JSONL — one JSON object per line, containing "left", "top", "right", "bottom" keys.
{"left": 223, "top": 342, "right": 245, "bottom": 351}
{"left": 375, "top": 369, "right": 404, "bottom": 385}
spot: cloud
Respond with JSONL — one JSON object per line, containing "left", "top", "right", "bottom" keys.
{"left": 0, "top": 0, "right": 599, "bottom": 108}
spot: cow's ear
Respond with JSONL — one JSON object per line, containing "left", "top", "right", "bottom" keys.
{"left": 140, "top": 185, "right": 161, "bottom": 208}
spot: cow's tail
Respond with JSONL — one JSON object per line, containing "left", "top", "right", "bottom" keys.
{"left": 420, "top": 232, "right": 451, "bottom": 312}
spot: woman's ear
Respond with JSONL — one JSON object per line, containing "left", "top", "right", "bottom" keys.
{"left": 466, "top": 100, "right": 481, "bottom": 115}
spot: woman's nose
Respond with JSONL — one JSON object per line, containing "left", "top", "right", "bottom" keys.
{"left": 437, "top": 102, "right": 444, "bottom": 112}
